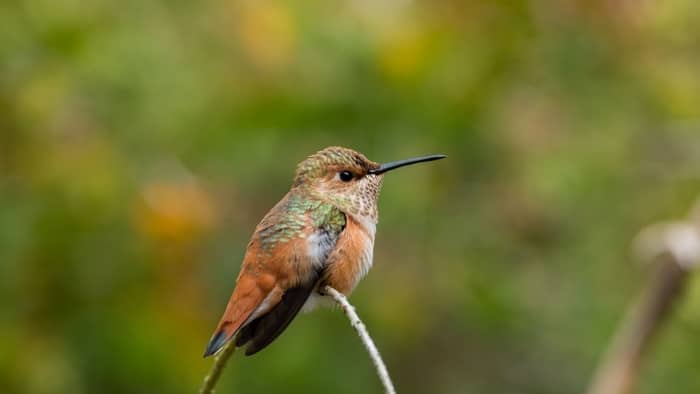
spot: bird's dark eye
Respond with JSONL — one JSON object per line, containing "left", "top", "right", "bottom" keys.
{"left": 339, "top": 171, "right": 354, "bottom": 182}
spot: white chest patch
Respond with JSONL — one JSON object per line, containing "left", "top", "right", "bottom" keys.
{"left": 306, "top": 229, "right": 338, "bottom": 269}
{"left": 302, "top": 214, "right": 378, "bottom": 313}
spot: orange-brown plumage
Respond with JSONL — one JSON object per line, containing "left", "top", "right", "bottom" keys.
{"left": 204, "top": 146, "right": 445, "bottom": 357}
{"left": 322, "top": 215, "right": 375, "bottom": 294}
{"left": 205, "top": 194, "right": 321, "bottom": 356}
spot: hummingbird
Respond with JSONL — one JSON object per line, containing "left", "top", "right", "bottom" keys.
{"left": 204, "top": 146, "right": 446, "bottom": 357}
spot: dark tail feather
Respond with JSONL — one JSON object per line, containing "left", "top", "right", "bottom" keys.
{"left": 237, "top": 276, "right": 319, "bottom": 356}
{"left": 234, "top": 318, "right": 259, "bottom": 348}
{"left": 203, "top": 327, "right": 230, "bottom": 357}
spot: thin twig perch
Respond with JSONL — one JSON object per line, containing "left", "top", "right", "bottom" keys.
{"left": 586, "top": 206, "right": 700, "bottom": 394}
{"left": 199, "top": 285, "right": 396, "bottom": 394}
{"left": 199, "top": 338, "right": 236, "bottom": 394}
{"left": 323, "top": 285, "right": 397, "bottom": 394}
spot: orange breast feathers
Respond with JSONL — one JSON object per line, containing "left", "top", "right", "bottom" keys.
{"left": 321, "top": 215, "right": 376, "bottom": 295}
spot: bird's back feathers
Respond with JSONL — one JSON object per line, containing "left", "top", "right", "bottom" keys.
{"left": 204, "top": 192, "right": 346, "bottom": 357}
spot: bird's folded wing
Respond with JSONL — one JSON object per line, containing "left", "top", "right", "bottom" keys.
{"left": 204, "top": 231, "right": 327, "bottom": 355}
{"left": 204, "top": 193, "right": 347, "bottom": 357}
{"left": 235, "top": 269, "right": 321, "bottom": 355}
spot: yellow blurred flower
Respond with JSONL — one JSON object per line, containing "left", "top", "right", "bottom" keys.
{"left": 232, "top": 1, "right": 298, "bottom": 70}
{"left": 135, "top": 177, "right": 217, "bottom": 246}
{"left": 377, "top": 24, "right": 432, "bottom": 81}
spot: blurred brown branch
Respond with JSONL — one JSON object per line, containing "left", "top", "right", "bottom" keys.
{"left": 586, "top": 205, "right": 700, "bottom": 394}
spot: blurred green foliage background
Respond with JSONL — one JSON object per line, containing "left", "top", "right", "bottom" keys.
{"left": 2, "top": 0, "right": 700, "bottom": 393}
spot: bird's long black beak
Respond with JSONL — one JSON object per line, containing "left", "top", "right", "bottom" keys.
{"left": 368, "top": 154, "right": 447, "bottom": 175}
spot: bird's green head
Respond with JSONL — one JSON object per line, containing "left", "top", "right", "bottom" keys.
{"left": 293, "top": 146, "right": 446, "bottom": 219}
